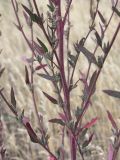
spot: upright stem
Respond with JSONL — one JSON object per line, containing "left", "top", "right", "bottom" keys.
{"left": 57, "top": 0, "right": 71, "bottom": 120}
{"left": 57, "top": 1, "right": 77, "bottom": 160}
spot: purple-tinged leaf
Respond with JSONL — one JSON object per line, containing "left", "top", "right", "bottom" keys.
{"left": 97, "top": 55, "right": 104, "bottom": 68}
{"left": 98, "top": 10, "right": 106, "bottom": 25}
{"left": 25, "top": 66, "right": 30, "bottom": 85}
{"left": 108, "top": 144, "right": 113, "bottom": 160}
{"left": 88, "top": 70, "right": 97, "bottom": 95}
{"left": 42, "top": 91, "right": 58, "bottom": 104}
{"left": 95, "top": 31, "right": 102, "bottom": 47}
{"left": 24, "top": 122, "right": 39, "bottom": 143}
{"left": 112, "top": 6, "right": 120, "bottom": 17}
{"left": 79, "top": 46, "right": 98, "bottom": 65}
{"left": 49, "top": 118, "right": 65, "bottom": 126}
{"left": 82, "top": 133, "right": 94, "bottom": 148}
{"left": 107, "top": 110, "right": 118, "bottom": 130}
{"left": 79, "top": 70, "right": 87, "bottom": 84}
{"left": 0, "top": 68, "right": 5, "bottom": 78}
{"left": 74, "top": 38, "right": 85, "bottom": 54}
{"left": 83, "top": 117, "right": 98, "bottom": 129}
{"left": 11, "top": 87, "right": 16, "bottom": 108}
{"left": 103, "top": 42, "right": 110, "bottom": 54}
{"left": 58, "top": 113, "right": 67, "bottom": 122}
{"left": 103, "top": 90, "right": 120, "bottom": 99}
{"left": 33, "top": 41, "right": 44, "bottom": 55}
{"left": 23, "top": 11, "right": 32, "bottom": 27}
{"left": 35, "top": 64, "right": 47, "bottom": 71}
{"left": 0, "top": 89, "right": 18, "bottom": 116}
{"left": 48, "top": 155, "right": 56, "bottom": 160}
{"left": 21, "top": 56, "right": 33, "bottom": 64}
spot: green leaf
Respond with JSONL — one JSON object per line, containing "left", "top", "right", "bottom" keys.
{"left": 49, "top": 118, "right": 65, "bottom": 126}
{"left": 38, "top": 73, "right": 55, "bottom": 81}
{"left": 103, "top": 90, "right": 120, "bottom": 99}
{"left": 47, "top": 2, "right": 55, "bottom": 12}
{"left": 43, "top": 91, "right": 58, "bottom": 104}
{"left": 68, "top": 51, "right": 76, "bottom": 68}
{"left": 11, "top": 87, "right": 16, "bottom": 108}
{"left": 38, "top": 73, "right": 60, "bottom": 82}
{"left": 22, "top": 4, "right": 40, "bottom": 24}
{"left": 88, "top": 70, "right": 97, "bottom": 95}
{"left": 79, "top": 46, "right": 98, "bottom": 66}
{"left": 75, "top": 107, "right": 83, "bottom": 119}
{"left": 37, "top": 38, "right": 48, "bottom": 53}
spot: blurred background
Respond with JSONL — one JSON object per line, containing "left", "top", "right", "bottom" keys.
{"left": 0, "top": 0, "right": 120, "bottom": 159}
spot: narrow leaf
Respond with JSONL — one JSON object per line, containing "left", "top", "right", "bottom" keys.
{"left": 82, "top": 133, "right": 94, "bottom": 148}
{"left": 22, "top": 4, "right": 33, "bottom": 17}
{"left": 11, "top": 87, "right": 16, "bottom": 107}
{"left": 58, "top": 113, "right": 67, "bottom": 122}
{"left": 23, "top": 11, "right": 32, "bottom": 27}
{"left": 68, "top": 52, "right": 76, "bottom": 62}
{"left": 112, "top": 6, "right": 120, "bottom": 17}
{"left": 35, "top": 64, "right": 47, "bottom": 71}
{"left": 107, "top": 110, "right": 118, "bottom": 130}
{"left": 25, "top": 66, "right": 30, "bottom": 85}
{"left": 0, "top": 68, "right": 5, "bottom": 78}
{"left": 88, "top": 70, "right": 97, "bottom": 95}
{"left": 68, "top": 59, "right": 75, "bottom": 68}
{"left": 79, "top": 46, "right": 98, "bottom": 65}
{"left": 22, "top": 4, "right": 40, "bottom": 24}
{"left": 49, "top": 118, "right": 65, "bottom": 126}
{"left": 98, "top": 10, "right": 106, "bottom": 25}
{"left": 47, "top": 2, "right": 55, "bottom": 12}
{"left": 33, "top": 41, "right": 44, "bottom": 55}
{"left": 103, "top": 90, "right": 120, "bottom": 99}
{"left": 38, "top": 73, "right": 56, "bottom": 81}
{"left": 42, "top": 91, "right": 58, "bottom": 104}
{"left": 95, "top": 31, "right": 102, "bottom": 47}
{"left": 0, "top": 49, "right": 3, "bottom": 54}
{"left": 83, "top": 117, "right": 98, "bottom": 129}
{"left": 25, "top": 122, "right": 39, "bottom": 143}
{"left": 37, "top": 38, "right": 48, "bottom": 52}
{"left": 0, "top": 90, "right": 17, "bottom": 116}
{"left": 99, "top": 23, "right": 104, "bottom": 39}
{"left": 22, "top": 116, "right": 38, "bottom": 144}
{"left": 103, "top": 42, "right": 110, "bottom": 54}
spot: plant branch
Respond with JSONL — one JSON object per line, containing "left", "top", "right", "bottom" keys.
{"left": 63, "top": 0, "right": 72, "bottom": 25}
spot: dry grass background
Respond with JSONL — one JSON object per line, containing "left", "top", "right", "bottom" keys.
{"left": 0, "top": 0, "right": 120, "bottom": 159}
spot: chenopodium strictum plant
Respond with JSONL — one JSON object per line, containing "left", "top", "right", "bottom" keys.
{"left": 0, "top": 0, "right": 120, "bottom": 159}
